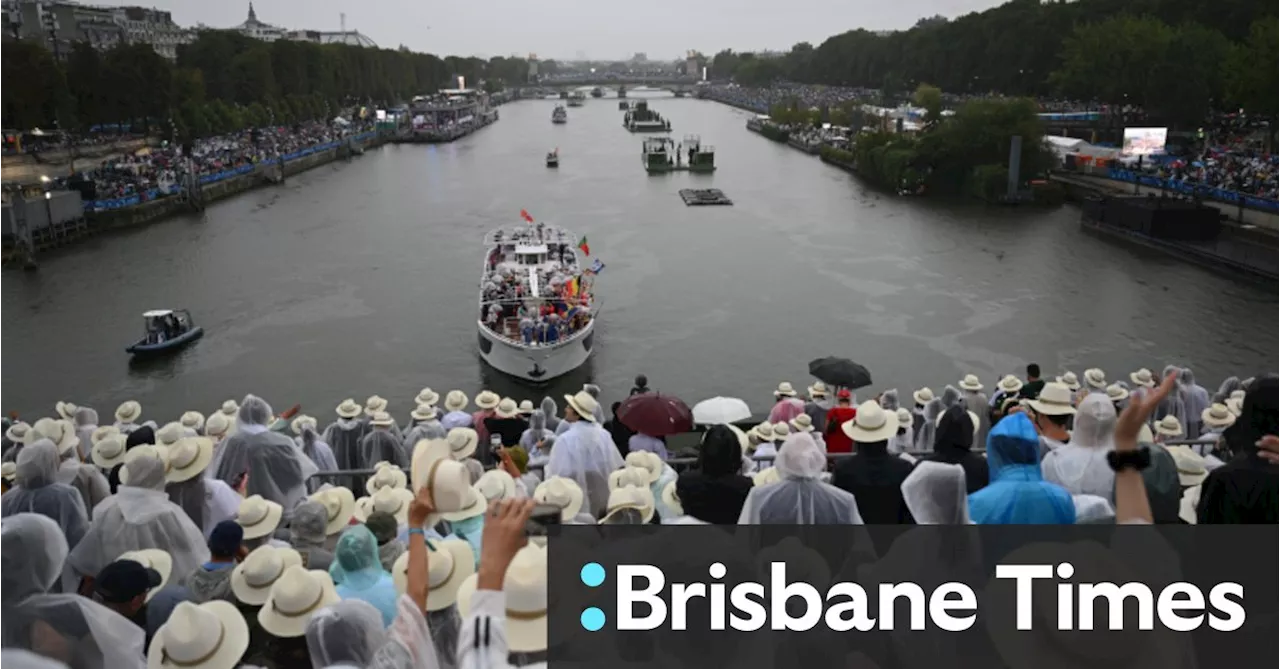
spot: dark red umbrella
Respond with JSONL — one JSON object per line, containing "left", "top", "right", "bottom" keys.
{"left": 617, "top": 392, "right": 693, "bottom": 437}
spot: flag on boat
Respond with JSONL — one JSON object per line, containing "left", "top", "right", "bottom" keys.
{"left": 520, "top": 209, "right": 534, "bottom": 223}
{"left": 589, "top": 258, "right": 605, "bottom": 274}
{"left": 566, "top": 276, "right": 580, "bottom": 297}
{"left": 577, "top": 235, "right": 590, "bottom": 255}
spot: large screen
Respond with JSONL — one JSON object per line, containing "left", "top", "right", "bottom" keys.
{"left": 1122, "top": 127, "right": 1168, "bottom": 156}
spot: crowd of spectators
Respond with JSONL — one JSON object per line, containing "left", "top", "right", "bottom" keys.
{"left": 1132, "top": 113, "right": 1277, "bottom": 199}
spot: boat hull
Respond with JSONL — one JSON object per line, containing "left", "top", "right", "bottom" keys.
{"left": 127, "top": 326, "right": 204, "bottom": 355}
{"left": 477, "top": 320, "right": 594, "bottom": 382}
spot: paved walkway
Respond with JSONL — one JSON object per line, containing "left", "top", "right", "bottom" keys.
{"left": 1053, "top": 172, "right": 1278, "bottom": 235}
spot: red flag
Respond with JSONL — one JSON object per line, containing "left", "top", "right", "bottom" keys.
{"left": 520, "top": 209, "right": 534, "bottom": 223}
{"left": 577, "top": 235, "right": 590, "bottom": 256}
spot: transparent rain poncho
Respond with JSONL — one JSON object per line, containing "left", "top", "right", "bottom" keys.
{"left": 1, "top": 440, "right": 89, "bottom": 552}
{"left": 73, "top": 407, "right": 99, "bottom": 460}
{"left": 361, "top": 431, "right": 408, "bottom": 470}
{"left": 306, "top": 599, "right": 389, "bottom": 667}
{"left": 1211, "top": 376, "right": 1242, "bottom": 405}
{"left": 1041, "top": 394, "right": 1117, "bottom": 499}
{"left": 738, "top": 433, "right": 863, "bottom": 524}
{"left": 66, "top": 454, "right": 210, "bottom": 585}
{"left": 901, "top": 461, "right": 972, "bottom": 524}
{"left": 912, "top": 396, "right": 944, "bottom": 452}
{"left": 330, "top": 524, "right": 399, "bottom": 626}
{"left": 519, "top": 409, "right": 555, "bottom": 454}
{"left": 540, "top": 397, "right": 562, "bottom": 434}
{"left": 546, "top": 421, "right": 626, "bottom": 517}
{"left": 2, "top": 513, "right": 146, "bottom": 669}
{"left": 323, "top": 416, "right": 367, "bottom": 492}
{"left": 212, "top": 395, "right": 317, "bottom": 512}
{"left": 289, "top": 500, "right": 335, "bottom": 572}
{"left": 1178, "top": 368, "right": 1211, "bottom": 435}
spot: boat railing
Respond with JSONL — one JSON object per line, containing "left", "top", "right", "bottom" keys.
{"left": 478, "top": 312, "right": 595, "bottom": 348}
{"left": 483, "top": 226, "right": 579, "bottom": 246}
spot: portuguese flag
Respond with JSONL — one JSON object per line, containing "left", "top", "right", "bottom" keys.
{"left": 577, "top": 235, "right": 590, "bottom": 255}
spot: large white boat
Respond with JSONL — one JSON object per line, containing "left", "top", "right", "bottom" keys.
{"left": 477, "top": 223, "right": 597, "bottom": 382}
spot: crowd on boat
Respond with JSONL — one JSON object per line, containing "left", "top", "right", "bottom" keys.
{"left": 0, "top": 358, "right": 1274, "bottom": 668}
{"left": 480, "top": 240, "right": 593, "bottom": 345}
{"left": 41, "top": 121, "right": 374, "bottom": 203}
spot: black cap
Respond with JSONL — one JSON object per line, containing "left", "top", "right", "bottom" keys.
{"left": 95, "top": 559, "right": 162, "bottom": 603}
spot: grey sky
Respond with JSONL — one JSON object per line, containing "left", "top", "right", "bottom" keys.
{"left": 142, "top": 0, "right": 1007, "bottom": 61}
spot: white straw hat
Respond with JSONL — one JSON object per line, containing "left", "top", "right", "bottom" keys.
{"left": 494, "top": 397, "right": 520, "bottom": 419}
{"left": 774, "top": 381, "right": 797, "bottom": 397}
{"left": 236, "top": 495, "right": 285, "bottom": 540}
{"left": 335, "top": 399, "right": 362, "bottom": 419}
{"left": 1180, "top": 485, "right": 1200, "bottom": 525}
{"left": 410, "top": 404, "right": 437, "bottom": 421}
{"left": 219, "top": 400, "right": 239, "bottom": 416}
{"left": 165, "top": 437, "right": 215, "bottom": 483}
{"left": 180, "top": 411, "right": 206, "bottom": 432}
{"left": 1026, "top": 383, "right": 1077, "bottom": 416}
{"left": 445, "top": 427, "right": 479, "bottom": 460}
{"left": 1201, "top": 403, "right": 1235, "bottom": 429}
{"left": 365, "top": 462, "right": 408, "bottom": 495}
{"left": 204, "top": 412, "right": 231, "bottom": 438}
{"left": 842, "top": 400, "right": 900, "bottom": 443}
{"left": 410, "top": 438, "right": 486, "bottom": 522}
{"left": 444, "top": 390, "right": 469, "bottom": 412}
{"left": 257, "top": 567, "right": 340, "bottom": 638}
{"left": 600, "top": 484, "right": 655, "bottom": 523}
{"left": 661, "top": 479, "right": 682, "bottom": 517}
{"left": 364, "top": 395, "right": 389, "bottom": 416}
{"left": 414, "top": 388, "right": 440, "bottom": 408}
{"left": 912, "top": 387, "right": 935, "bottom": 405}
{"left": 996, "top": 375, "right": 1023, "bottom": 394}
{"left": 115, "top": 400, "right": 142, "bottom": 424}
{"left": 533, "top": 477, "right": 585, "bottom": 521}
{"left": 55, "top": 401, "right": 79, "bottom": 421}
{"left": 308, "top": 486, "right": 356, "bottom": 536}
{"left": 518, "top": 399, "right": 536, "bottom": 415}
{"left": 119, "top": 444, "right": 170, "bottom": 485}
{"left": 1166, "top": 445, "right": 1208, "bottom": 486}
{"left": 563, "top": 391, "right": 598, "bottom": 423}
{"left": 32, "top": 417, "right": 79, "bottom": 456}
{"left": 1, "top": 461, "right": 16, "bottom": 483}
{"left": 474, "top": 390, "right": 501, "bottom": 410}
{"left": 1055, "top": 371, "right": 1080, "bottom": 391}
{"left": 369, "top": 411, "right": 395, "bottom": 428}
{"left": 456, "top": 544, "right": 548, "bottom": 651}
{"left": 1105, "top": 384, "right": 1128, "bottom": 403}
{"left": 623, "top": 450, "right": 663, "bottom": 484}
{"left": 752, "top": 467, "right": 780, "bottom": 486}
{"left": 155, "top": 422, "right": 186, "bottom": 447}
{"left": 231, "top": 545, "right": 304, "bottom": 605}
{"left": 1155, "top": 415, "right": 1183, "bottom": 437}
{"left": 895, "top": 408, "right": 913, "bottom": 429}
{"left": 807, "top": 382, "right": 828, "bottom": 398}
{"left": 392, "top": 538, "right": 475, "bottom": 611}
{"left": 91, "top": 435, "right": 129, "bottom": 469}
{"left": 1083, "top": 368, "right": 1107, "bottom": 390}
{"left": 118, "top": 549, "right": 173, "bottom": 602}
{"left": 608, "top": 466, "right": 651, "bottom": 491}
{"left": 4, "top": 421, "right": 31, "bottom": 445}
{"left": 474, "top": 469, "right": 518, "bottom": 502}
{"left": 1129, "top": 368, "right": 1156, "bottom": 388}
{"left": 958, "top": 374, "right": 983, "bottom": 391}
{"left": 770, "top": 422, "right": 791, "bottom": 440}
{"left": 290, "top": 414, "right": 317, "bottom": 435}
{"left": 147, "top": 600, "right": 249, "bottom": 669}
{"left": 789, "top": 413, "right": 815, "bottom": 433}
{"left": 354, "top": 486, "right": 414, "bottom": 524}
{"left": 1225, "top": 397, "right": 1243, "bottom": 416}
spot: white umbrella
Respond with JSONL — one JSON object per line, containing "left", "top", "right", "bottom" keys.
{"left": 692, "top": 397, "right": 751, "bottom": 425}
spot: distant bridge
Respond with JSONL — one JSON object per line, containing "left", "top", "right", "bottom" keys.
{"left": 532, "top": 74, "right": 701, "bottom": 87}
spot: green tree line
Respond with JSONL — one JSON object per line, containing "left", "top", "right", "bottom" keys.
{"left": 711, "top": 0, "right": 1277, "bottom": 126}
{"left": 2, "top": 31, "right": 533, "bottom": 138}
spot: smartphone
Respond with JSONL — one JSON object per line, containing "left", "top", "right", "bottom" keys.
{"left": 525, "top": 503, "right": 562, "bottom": 537}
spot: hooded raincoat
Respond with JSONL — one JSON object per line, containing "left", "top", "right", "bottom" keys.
{"left": 66, "top": 454, "right": 210, "bottom": 586}
{"left": 212, "top": 395, "right": 316, "bottom": 514}
{"left": 1, "top": 439, "right": 89, "bottom": 552}
{"left": 290, "top": 500, "right": 336, "bottom": 571}
{"left": 307, "top": 599, "right": 389, "bottom": 667}
{"left": 546, "top": 419, "right": 625, "bottom": 517}
{"left": 2, "top": 513, "right": 146, "bottom": 669}
{"left": 323, "top": 416, "right": 367, "bottom": 491}
{"left": 922, "top": 405, "right": 989, "bottom": 494}
{"left": 912, "top": 397, "right": 944, "bottom": 453}
{"left": 330, "top": 525, "right": 400, "bottom": 626}
{"left": 296, "top": 424, "right": 338, "bottom": 493}
{"left": 738, "top": 433, "right": 863, "bottom": 524}
{"left": 967, "top": 413, "right": 1075, "bottom": 525}
{"left": 1040, "top": 394, "right": 1117, "bottom": 499}
{"left": 1196, "top": 374, "right": 1278, "bottom": 524}
{"left": 1177, "top": 368, "right": 1212, "bottom": 440}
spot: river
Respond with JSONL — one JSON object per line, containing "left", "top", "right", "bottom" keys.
{"left": 3, "top": 92, "right": 1275, "bottom": 422}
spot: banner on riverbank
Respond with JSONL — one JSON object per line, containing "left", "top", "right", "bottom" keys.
{"left": 1107, "top": 167, "right": 1278, "bottom": 213}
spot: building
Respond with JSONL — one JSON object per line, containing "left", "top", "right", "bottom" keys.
{"left": 232, "top": 2, "right": 284, "bottom": 41}
{"left": 2, "top": 1, "right": 188, "bottom": 59}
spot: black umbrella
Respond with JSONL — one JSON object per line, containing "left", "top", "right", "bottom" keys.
{"left": 808, "top": 357, "right": 873, "bottom": 390}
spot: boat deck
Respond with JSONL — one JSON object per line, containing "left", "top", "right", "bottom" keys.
{"left": 680, "top": 189, "right": 733, "bottom": 206}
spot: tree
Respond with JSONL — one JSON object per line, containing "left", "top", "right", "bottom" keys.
{"left": 912, "top": 83, "right": 943, "bottom": 128}
{"left": 1223, "top": 18, "right": 1278, "bottom": 118}
{"left": 2, "top": 41, "right": 71, "bottom": 130}
{"left": 1051, "top": 15, "right": 1174, "bottom": 108}
{"left": 65, "top": 43, "right": 105, "bottom": 131}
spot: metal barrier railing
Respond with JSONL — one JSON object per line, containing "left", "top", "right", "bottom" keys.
{"left": 306, "top": 437, "right": 1215, "bottom": 484}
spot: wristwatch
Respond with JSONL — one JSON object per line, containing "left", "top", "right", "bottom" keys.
{"left": 1107, "top": 447, "right": 1152, "bottom": 472}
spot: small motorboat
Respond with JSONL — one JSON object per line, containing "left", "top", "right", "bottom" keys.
{"left": 546, "top": 149, "right": 559, "bottom": 168}
{"left": 126, "top": 309, "right": 204, "bottom": 356}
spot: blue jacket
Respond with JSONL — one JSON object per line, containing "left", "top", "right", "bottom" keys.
{"left": 968, "top": 413, "right": 1075, "bottom": 524}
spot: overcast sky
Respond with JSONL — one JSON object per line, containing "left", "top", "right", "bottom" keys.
{"left": 140, "top": 1, "right": 1007, "bottom": 60}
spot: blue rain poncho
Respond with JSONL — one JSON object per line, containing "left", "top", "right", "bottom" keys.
{"left": 330, "top": 524, "right": 399, "bottom": 627}
{"left": 968, "top": 413, "right": 1075, "bottom": 525}
{"left": 1, "top": 439, "right": 89, "bottom": 552}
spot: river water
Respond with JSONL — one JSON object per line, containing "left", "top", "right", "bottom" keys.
{"left": 3, "top": 93, "right": 1275, "bottom": 421}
